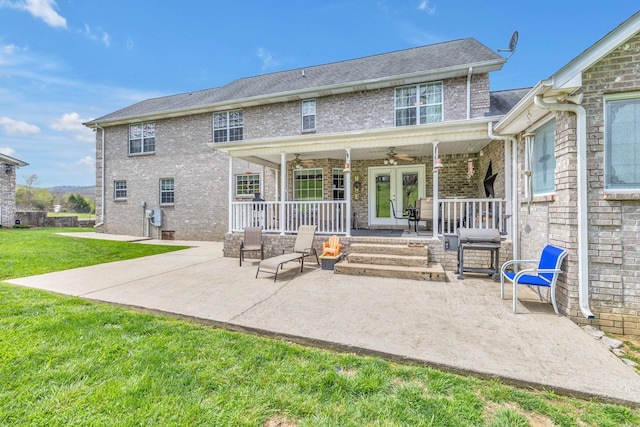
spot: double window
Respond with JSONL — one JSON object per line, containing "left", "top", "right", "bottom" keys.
{"left": 395, "top": 82, "right": 443, "bottom": 126}
{"left": 293, "top": 168, "right": 323, "bottom": 201}
{"left": 235, "top": 173, "right": 260, "bottom": 196}
{"left": 529, "top": 119, "right": 556, "bottom": 196}
{"left": 114, "top": 180, "right": 127, "bottom": 200}
{"left": 605, "top": 94, "right": 640, "bottom": 190}
{"left": 129, "top": 123, "right": 155, "bottom": 154}
{"left": 160, "top": 178, "right": 175, "bottom": 205}
{"left": 302, "top": 99, "right": 316, "bottom": 131}
{"left": 214, "top": 110, "right": 243, "bottom": 142}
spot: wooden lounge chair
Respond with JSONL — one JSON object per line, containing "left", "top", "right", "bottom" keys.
{"left": 321, "top": 235, "right": 341, "bottom": 257}
{"left": 239, "top": 226, "right": 263, "bottom": 266}
{"left": 256, "top": 225, "right": 319, "bottom": 282}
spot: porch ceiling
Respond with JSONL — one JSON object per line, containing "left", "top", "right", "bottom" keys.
{"left": 211, "top": 116, "right": 496, "bottom": 169}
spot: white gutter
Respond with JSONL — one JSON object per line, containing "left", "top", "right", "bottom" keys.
{"left": 534, "top": 94, "right": 594, "bottom": 319}
{"left": 487, "top": 122, "right": 518, "bottom": 262}
{"left": 95, "top": 125, "right": 106, "bottom": 227}
{"left": 466, "top": 67, "right": 473, "bottom": 119}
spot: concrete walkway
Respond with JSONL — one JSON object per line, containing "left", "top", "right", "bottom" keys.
{"left": 7, "top": 232, "right": 640, "bottom": 407}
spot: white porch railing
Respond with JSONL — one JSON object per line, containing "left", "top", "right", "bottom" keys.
{"left": 231, "top": 198, "right": 507, "bottom": 236}
{"left": 230, "top": 200, "right": 348, "bottom": 234}
{"left": 438, "top": 198, "right": 507, "bottom": 235}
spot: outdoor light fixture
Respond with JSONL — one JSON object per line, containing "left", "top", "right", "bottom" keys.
{"left": 432, "top": 141, "right": 444, "bottom": 172}
{"left": 5, "top": 164, "right": 13, "bottom": 174}
{"left": 467, "top": 157, "right": 474, "bottom": 179}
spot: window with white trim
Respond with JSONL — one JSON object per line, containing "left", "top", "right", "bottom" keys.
{"left": 605, "top": 94, "right": 640, "bottom": 190}
{"left": 395, "top": 82, "right": 443, "bottom": 126}
{"left": 114, "top": 180, "right": 127, "bottom": 200}
{"left": 235, "top": 173, "right": 260, "bottom": 196}
{"left": 293, "top": 168, "right": 323, "bottom": 201}
{"left": 129, "top": 123, "right": 155, "bottom": 154}
{"left": 160, "top": 178, "right": 174, "bottom": 205}
{"left": 531, "top": 119, "right": 556, "bottom": 195}
{"left": 213, "top": 110, "right": 243, "bottom": 142}
{"left": 332, "top": 168, "right": 344, "bottom": 200}
{"left": 302, "top": 99, "right": 316, "bottom": 131}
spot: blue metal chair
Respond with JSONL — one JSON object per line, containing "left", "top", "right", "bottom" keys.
{"left": 500, "top": 245, "right": 568, "bottom": 314}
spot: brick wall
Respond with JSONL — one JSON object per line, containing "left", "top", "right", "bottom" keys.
{"left": 0, "top": 164, "right": 19, "bottom": 227}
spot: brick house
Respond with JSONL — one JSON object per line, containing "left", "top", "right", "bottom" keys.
{"left": 85, "top": 38, "right": 520, "bottom": 244}
{"left": 492, "top": 11, "right": 640, "bottom": 335}
{"left": 0, "top": 153, "right": 28, "bottom": 228}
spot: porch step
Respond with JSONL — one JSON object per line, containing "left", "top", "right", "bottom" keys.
{"left": 335, "top": 242, "right": 446, "bottom": 282}
{"left": 347, "top": 252, "right": 428, "bottom": 268}
{"left": 334, "top": 261, "right": 446, "bottom": 281}
{"left": 349, "top": 242, "right": 428, "bottom": 257}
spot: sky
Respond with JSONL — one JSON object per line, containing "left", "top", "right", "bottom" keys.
{"left": 0, "top": 1, "right": 638, "bottom": 188}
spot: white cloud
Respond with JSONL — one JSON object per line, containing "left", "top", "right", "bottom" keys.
{"left": 417, "top": 0, "right": 436, "bottom": 14}
{"left": 50, "top": 112, "right": 95, "bottom": 143}
{"left": 257, "top": 48, "right": 280, "bottom": 70}
{"left": 78, "top": 23, "right": 111, "bottom": 48}
{"left": 0, "top": 0, "right": 67, "bottom": 28}
{"left": 76, "top": 156, "right": 94, "bottom": 167}
{"left": 0, "top": 116, "right": 40, "bottom": 135}
{"left": 0, "top": 147, "right": 19, "bottom": 157}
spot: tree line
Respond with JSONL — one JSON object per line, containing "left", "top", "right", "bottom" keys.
{"left": 16, "top": 174, "right": 95, "bottom": 214}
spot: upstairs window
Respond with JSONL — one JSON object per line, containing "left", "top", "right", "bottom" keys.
{"left": 605, "top": 94, "right": 640, "bottom": 190}
{"left": 114, "top": 180, "right": 127, "bottom": 200}
{"left": 293, "top": 168, "right": 323, "bottom": 201}
{"left": 213, "top": 110, "right": 243, "bottom": 142}
{"left": 129, "top": 123, "right": 155, "bottom": 154}
{"left": 395, "top": 82, "right": 443, "bottom": 126}
{"left": 236, "top": 173, "right": 260, "bottom": 196}
{"left": 160, "top": 178, "right": 175, "bottom": 205}
{"left": 302, "top": 99, "right": 316, "bottom": 131}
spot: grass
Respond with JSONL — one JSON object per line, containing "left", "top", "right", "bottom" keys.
{"left": 0, "top": 228, "right": 187, "bottom": 280}
{"left": 1, "top": 228, "right": 639, "bottom": 426}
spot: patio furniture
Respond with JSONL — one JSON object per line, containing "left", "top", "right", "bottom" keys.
{"left": 389, "top": 199, "right": 417, "bottom": 232}
{"left": 321, "top": 234, "right": 341, "bottom": 257}
{"left": 239, "top": 226, "right": 263, "bottom": 266}
{"left": 416, "top": 197, "right": 433, "bottom": 234}
{"left": 256, "top": 225, "right": 319, "bottom": 282}
{"left": 457, "top": 227, "right": 501, "bottom": 280}
{"left": 500, "top": 244, "right": 568, "bottom": 314}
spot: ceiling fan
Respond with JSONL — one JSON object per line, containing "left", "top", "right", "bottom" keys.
{"left": 384, "top": 147, "right": 413, "bottom": 165}
{"left": 292, "top": 153, "right": 315, "bottom": 169}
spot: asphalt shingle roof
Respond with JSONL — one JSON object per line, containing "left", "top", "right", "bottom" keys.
{"left": 88, "top": 38, "right": 505, "bottom": 125}
{"left": 488, "top": 88, "right": 532, "bottom": 116}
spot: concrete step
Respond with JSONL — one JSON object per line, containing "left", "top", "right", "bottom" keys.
{"left": 349, "top": 242, "right": 428, "bottom": 257}
{"left": 334, "top": 261, "right": 446, "bottom": 282}
{"left": 347, "top": 252, "right": 428, "bottom": 268}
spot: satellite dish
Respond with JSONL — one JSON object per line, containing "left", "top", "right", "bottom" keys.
{"left": 497, "top": 31, "right": 518, "bottom": 59}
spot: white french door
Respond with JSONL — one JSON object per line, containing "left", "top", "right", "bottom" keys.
{"left": 368, "top": 165, "right": 425, "bottom": 226}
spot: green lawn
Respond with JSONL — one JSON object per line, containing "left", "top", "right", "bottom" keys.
{"left": 0, "top": 228, "right": 639, "bottom": 426}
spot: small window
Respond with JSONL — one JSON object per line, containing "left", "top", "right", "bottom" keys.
{"left": 129, "top": 123, "right": 155, "bottom": 154}
{"left": 531, "top": 119, "right": 556, "bottom": 195}
{"left": 605, "top": 94, "right": 640, "bottom": 190}
{"left": 160, "top": 178, "right": 174, "bottom": 205}
{"left": 236, "top": 173, "right": 260, "bottom": 196}
{"left": 293, "top": 168, "right": 323, "bottom": 201}
{"left": 114, "top": 180, "right": 127, "bottom": 200}
{"left": 395, "top": 82, "right": 443, "bottom": 126}
{"left": 302, "top": 99, "right": 316, "bottom": 131}
{"left": 332, "top": 168, "right": 344, "bottom": 200}
{"left": 213, "top": 110, "right": 243, "bottom": 142}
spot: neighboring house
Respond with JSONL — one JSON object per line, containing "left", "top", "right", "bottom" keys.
{"left": 85, "top": 38, "right": 521, "bottom": 242}
{"left": 492, "top": 11, "right": 640, "bottom": 335}
{"left": 0, "top": 153, "right": 28, "bottom": 228}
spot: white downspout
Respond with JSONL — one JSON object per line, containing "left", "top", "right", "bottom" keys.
{"left": 487, "top": 122, "right": 518, "bottom": 262}
{"left": 228, "top": 156, "right": 233, "bottom": 233}
{"left": 534, "top": 94, "right": 594, "bottom": 319}
{"left": 280, "top": 152, "right": 286, "bottom": 235}
{"left": 95, "top": 124, "right": 106, "bottom": 227}
{"left": 345, "top": 148, "right": 352, "bottom": 237}
{"left": 466, "top": 67, "right": 473, "bottom": 119}
{"left": 432, "top": 141, "right": 440, "bottom": 237}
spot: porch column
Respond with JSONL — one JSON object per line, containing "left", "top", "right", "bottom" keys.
{"left": 345, "top": 148, "right": 352, "bottom": 237}
{"left": 228, "top": 156, "right": 233, "bottom": 233}
{"left": 504, "top": 139, "right": 512, "bottom": 240}
{"left": 432, "top": 141, "right": 440, "bottom": 237}
{"left": 280, "top": 152, "right": 286, "bottom": 235}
